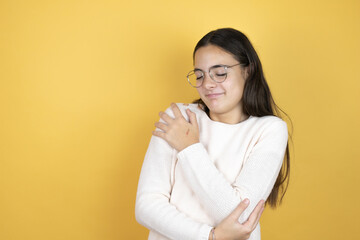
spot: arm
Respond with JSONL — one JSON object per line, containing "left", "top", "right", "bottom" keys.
{"left": 136, "top": 135, "right": 265, "bottom": 240}
{"left": 154, "top": 104, "right": 288, "bottom": 224}
{"left": 135, "top": 117, "right": 212, "bottom": 239}
{"left": 177, "top": 120, "right": 288, "bottom": 224}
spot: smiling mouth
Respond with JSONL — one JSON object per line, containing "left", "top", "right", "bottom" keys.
{"left": 206, "top": 93, "right": 224, "bottom": 99}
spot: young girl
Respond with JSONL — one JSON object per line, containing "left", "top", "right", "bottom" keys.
{"left": 136, "top": 28, "right": 290, "bottom": 240}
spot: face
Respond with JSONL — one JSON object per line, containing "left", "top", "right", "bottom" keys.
{"left": 194, "top": 45, "right": 247, "bottom": 122}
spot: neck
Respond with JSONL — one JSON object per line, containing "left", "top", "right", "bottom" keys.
{"left": 209, "top": 109, "right": 249, "bottom": 124}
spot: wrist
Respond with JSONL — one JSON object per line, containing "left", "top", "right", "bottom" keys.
{"left": 208, "top": 227, "right": 216, "bottom": 240}
{"left": 176, "top": 141, "right": 200, "bottom": 152}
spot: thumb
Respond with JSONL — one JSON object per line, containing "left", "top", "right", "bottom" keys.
{"left": 187, "top": 109, "right": 198, "bottom": 126}
{"left": 229, "top": 199, "right": 250, "bottom": 220}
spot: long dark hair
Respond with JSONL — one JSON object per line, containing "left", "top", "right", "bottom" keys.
{"left": 193, "top": 28, "right": 292, "bottom": 208}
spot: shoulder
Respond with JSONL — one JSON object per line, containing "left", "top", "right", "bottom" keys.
{"left": 250, "top": 115, "right": 288, "bottom": 139}
{"left": 164, "top": 103, "right": 204, "bottom": 119}
{"left": 253, "top": 115, "right": 287, "bottom": 128}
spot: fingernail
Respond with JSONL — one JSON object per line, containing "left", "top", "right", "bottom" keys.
{"left": 244, "top": 199, "right": 249, "bottom": 204}
{"left": 260, "top": 206, "right": 265, "bottom": 213}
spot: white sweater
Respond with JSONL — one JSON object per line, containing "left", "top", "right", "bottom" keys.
{"left": 135, "top": 103, "right": 288, "bottom": 240}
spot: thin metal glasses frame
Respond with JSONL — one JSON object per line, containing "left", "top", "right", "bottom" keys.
{"left": 186, "top": 63, "right": 241, "bottom": 88}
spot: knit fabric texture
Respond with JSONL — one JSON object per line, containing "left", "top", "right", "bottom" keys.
{"left": 135, "top": 103, "right": 288, "bottom": 240}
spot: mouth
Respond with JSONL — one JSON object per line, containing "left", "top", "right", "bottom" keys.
{"left": 205, "top": 93, "right": 224, "bottom": 99}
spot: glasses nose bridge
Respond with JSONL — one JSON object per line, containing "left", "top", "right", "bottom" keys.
{"left": 202, "top": 70, "right": 216, "bottom": 87}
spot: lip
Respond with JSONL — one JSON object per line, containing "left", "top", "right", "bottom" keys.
{"left": 206, "top": 93, "right": 224, "bottom": 99}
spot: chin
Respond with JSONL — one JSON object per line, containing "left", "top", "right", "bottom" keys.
{"left": 205, "top": 100, "right": 243, "bottom": 116}
{"left": 206, "top": 104, "right": 225, "bottom": 114}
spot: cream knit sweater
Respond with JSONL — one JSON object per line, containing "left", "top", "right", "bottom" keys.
{"left": 135, "top": 103, "right": 288, "bottom": 240}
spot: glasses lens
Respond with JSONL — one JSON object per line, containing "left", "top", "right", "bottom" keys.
{"left": 187, "top": 70, "right": 203, "bottom": 87}
{"left": 210, "top": 66, "right": 227, "bottom": 82}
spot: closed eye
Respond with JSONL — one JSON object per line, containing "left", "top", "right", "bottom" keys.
{"left": 215, "top": 73, "right": 226, "bottom": 77}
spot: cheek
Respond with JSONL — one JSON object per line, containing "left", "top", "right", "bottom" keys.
{"left": 224, "top": 80, "right": 236, "bottom": 91}
{"left": 226, "top": 79, "right": 245, "bottom": 97}
{"left": 196, "top": 88, "right": 206, "bottom": 97}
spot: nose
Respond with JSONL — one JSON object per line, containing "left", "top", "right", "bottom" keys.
{"left": 202, "top": 72, "right": 217, "bottom": 89}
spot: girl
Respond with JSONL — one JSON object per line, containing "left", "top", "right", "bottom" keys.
{"left": 136, "top": 28, "right": 290, "bottom": 240}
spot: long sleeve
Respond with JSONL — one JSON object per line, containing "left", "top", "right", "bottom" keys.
{"left": 135, "top": 134, "right": 212, "bottom": 240}
{"left": 176, "top": 119, "right": 288, "bottom": 224}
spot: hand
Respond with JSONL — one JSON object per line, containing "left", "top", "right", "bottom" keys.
{"left": 152, "top": 103, "right": 199, "bottom": 152}
{"left": 210, "top": 199, "right": 265, "bottom": 240}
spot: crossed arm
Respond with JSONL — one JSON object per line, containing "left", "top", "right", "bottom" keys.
{"left": 136, "top": 103, "right": 287, "bottom": 239}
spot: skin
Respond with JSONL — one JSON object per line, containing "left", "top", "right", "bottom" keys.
{"left": 152, "top": 45, "right": 265, "bottom": 240}
{"left": 212, "top": 199, "right": 265, "bottom": 240}
{"left": 195, "top": 45, "right": 249, "bottom": 124}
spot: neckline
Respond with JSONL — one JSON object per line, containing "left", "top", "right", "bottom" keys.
{"left": 195, "top": 105, "right": 253, "bottom": 127}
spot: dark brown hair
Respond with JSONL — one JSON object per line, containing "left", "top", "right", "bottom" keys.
{"left": 193, "top": 28, "right": 292, "bottom": 208}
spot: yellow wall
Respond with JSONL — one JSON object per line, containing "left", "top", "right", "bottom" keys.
{"left": 1, "top": 0, "right": 359, "bottom": 239}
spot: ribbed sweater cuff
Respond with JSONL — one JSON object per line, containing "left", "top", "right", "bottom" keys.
{"left": 177, "top": 142, "right": 204, "bottom": 160}
{"left": 199, "top": 224, "right": 212, "bottom": 240}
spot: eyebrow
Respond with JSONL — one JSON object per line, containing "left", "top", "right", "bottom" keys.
{"left": 194, "top": 64, "right": 226, "bottom": 71}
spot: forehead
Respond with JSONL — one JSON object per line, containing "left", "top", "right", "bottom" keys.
{"left": 194, "top": 45, "right": 237, "bottom": 68}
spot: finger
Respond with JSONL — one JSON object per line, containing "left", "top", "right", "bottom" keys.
{"left": 228, "top": 199, "right": 250, "bottom": 220}
{"left": 243, "top": 200, "right": 265, "bottom": 229}
{"left": 159, "top": 111, "right": 173, "bottom": 123}
{"left": 152, "top": 130, "right": 166, "bottom": 139}
{"left": 171, "top": 103, "right": 183, "bottom": 119}
{"left": 186, "top": 109, "right": 198, "bottom": 126}
{"left": 248, "top": 204, "right": 264, "bottom": 231}
{"left": 154, "top": 122, "right": 168, "bottom": 132}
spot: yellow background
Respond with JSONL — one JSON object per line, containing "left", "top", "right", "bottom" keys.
{"left": 1, "top": 0, "right": 359, "bottom": 239}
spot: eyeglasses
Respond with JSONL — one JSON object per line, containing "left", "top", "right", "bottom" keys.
{"left": 186, "top": 63, "right": 241, "bottom": 88}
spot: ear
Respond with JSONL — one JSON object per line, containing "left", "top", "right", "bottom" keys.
{"left": 242, "top": 66, "right": 250, "bottom": 80}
